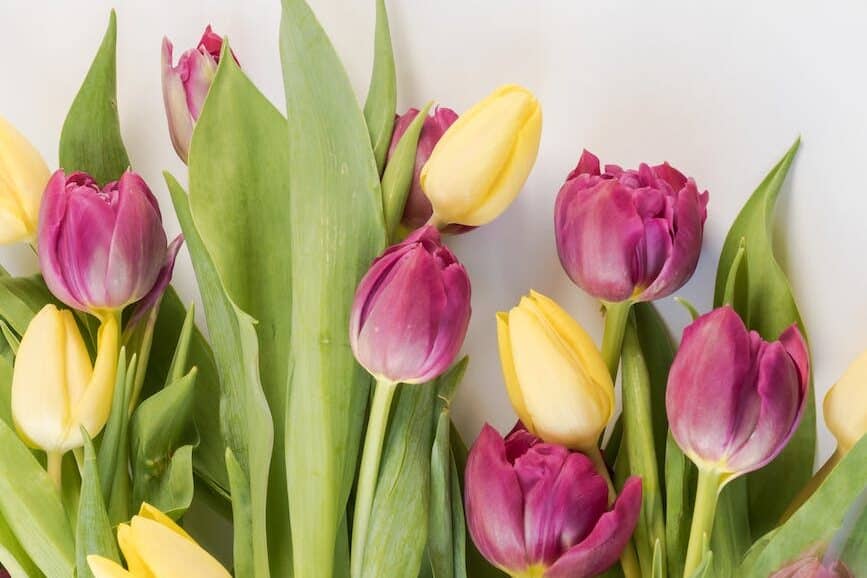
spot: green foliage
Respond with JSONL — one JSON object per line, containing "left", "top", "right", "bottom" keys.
{"left": 76, "top": 432, "right": 120, "bottom": 578}
{"left": 364, "top": 0, "right": 397, "bottom": 175}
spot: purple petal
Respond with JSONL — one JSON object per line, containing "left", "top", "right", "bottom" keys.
{"left": 566, "top": 150, "right": 601, "bottom": 181}
{"left": 39, "top": 170, "right": 86, "bottom": 310}
{"left": 161, "top": 38, "right": 194, "bottom": 163}
{"left": 652, "top": 162, "right": 687, "bottom": 191}
{"left": 504, "top": 422, "right": 540, "bottom": 463}
{"left": 127, "top": 234, "right": 184, "bottom": 329}
{"left": 181, "top": 48, "right": 217, "bottom": 121}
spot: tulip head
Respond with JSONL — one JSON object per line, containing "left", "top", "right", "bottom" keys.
{"left": 161, "top": 26, "right": 235, "bottom": 162}
{"left": 11, "top": 305, "right": 119, "bottom": 454}
{"left": 824, "top": 349, "right": 867, "bottom": 454}
{"left": 419, "top": 85, "right": 542, "bottom": 227}
{"left": 349, "top": 225, "right": 471, "bottom": 384}
{"left": 555, "top": 150, "right": 709, "bottom": 303}
{"left": 465, "top": 424, "right": 642, "bottom": 578}
{"left": 88, "top": 502, "right": 231, "bottom": 578}
{"left": 0, "top": 116, "right": 50, "bottom": 244}
{"left": 666, "top": 306, "right": 809, "bottom": 479}
{"left": 387, "top": 107, "right": 459, "bottom": 230}
{"left": 497, "top": 290, "right": 614, "bottom": 452}
{"left": 38, "top": 170, "right": 168, "bottom": 314}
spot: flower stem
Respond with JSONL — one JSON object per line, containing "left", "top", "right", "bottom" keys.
{"left": 46, "top": 451, "right": 63, "bottom": 491}
{"left": 780, "top": 448, "right": 842, "bottom": 522}
{"left": 350, "top": 378, "right": 398, "bottom": 578}
{"left": 684, "top": 469, "right": 724, "bottom": 577}
{"left": 601, "top": 301, "right": 632, "bottom": 380}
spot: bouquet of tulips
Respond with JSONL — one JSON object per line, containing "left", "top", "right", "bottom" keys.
{"left": 0, "top": 1, "right": 865, "bottom": 578}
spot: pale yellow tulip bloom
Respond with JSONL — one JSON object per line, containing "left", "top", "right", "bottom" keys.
{"left": 824, "top": 349, "right": 867, "bottom": 454}
{"left": 420, "top": 84, "right": 542, "bottom": 227}
{"left": 0, "top": 116, "right": 49, "bottom": 243}
{"left": 497, "top": 290, "right": 614, "bottom": 451}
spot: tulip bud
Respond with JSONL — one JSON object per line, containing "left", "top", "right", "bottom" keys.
{"left": 666, "top": 306, "right": 809, "bottom": 477}
{"left": 824, "top": 349, "right": 867, "bottom": 455}
{"left": 11, "top": 304, "right": 119, "bottom": 454}
{"left": 465, "top": 424, "right": 642, "bottom": 578}
{"left": 419, "top": 85, "right": 542, "bottom": 227}
{"left": 88, "top": 502, "right": 231, "bottom": 578}
{"left": 0, "top": 116, "right": 50, "bottom": 244}
{"left": 555, "top": 150, "right": 709, "bottom": 303}
{"left": 161, "top": 26, "right": 235, "bottom": 163}
{"left": 38, "top": 170, "right": 169, "bottom": 314}
{"left": 387, "top": 107, "right": 459, "bottom": 230}
{"left": 497, "top": 290, "right": 614, "bottom": 452}
{"left": 349, "top": 225, "right": 471, "bottom": 384}
{"left": 769, "top": 556, "right": 853, "bottom": 578}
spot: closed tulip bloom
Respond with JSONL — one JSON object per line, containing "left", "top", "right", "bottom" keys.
{"left": 387, "top": 107, "right": 459, "bottom": 230}
{"left": 11, "top": 304, "right": 119, "bottom": 455}
{"left": 162, "top": 26, "right": 234, "bottom": 162}
{"left": 497, "top": 290, "right": 614, "bottom": 452}
{"left": 0, "top": 116, "right": 50, "bottom": 244}
{"left": 419, "top": 85, "right": 542, "bottom": 227}
{"left": 465, "top": 424, "right": 642, "bottom": 578}
{"left": 824, "top": 349, "right": 867, "bottom": 454}
{"left": 555, "top": 150, "right": 709, "bottom": 303}
{"left": 39, "top": 170, "right": 168, "bottom": 314}
{"left": 667, "top": 306, "right": 809, "bottom": 477}
{"left": 349, "top": 225, "right": 471, "bottom": 384}
{"left": 88, "top": 502, "right": 231, "bottom": 578}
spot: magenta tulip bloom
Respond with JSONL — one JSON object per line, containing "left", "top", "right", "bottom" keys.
{"left": 349, "top": 225, "right": 471, "bottom": 384}
{"left": 555, "top": 150, "right": 709, "bottom": 303}
{"left": 465, "top": 424, "right": 642, "bottom": 578}
{"left": 39, "top": 170, "right": 169, "bottom": 313}
{"left": 387, "top": 107, "right": 459, "bottom": 230}
{"left": 162, "top": 25, "right": 236, "bottom": 162}
{"left": 667, "top": 306, "right": 809, "bottom": 476}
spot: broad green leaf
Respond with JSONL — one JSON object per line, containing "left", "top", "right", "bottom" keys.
{"left": 76, "top": 433, "right": 120, "bottom": 578}
{"left": 689, "top": 548, "right": 715, "bottom": 578}
{"left": 0, "top": 511, "right": 43, "bottom": 578}
{"left": 0, "top": 421, "right": 74, "bottom": 577}
{"left": 187, "top": 40, "right": 293, "bottom": 574}
{"left": 364, "top": 0, "right": 397, "bottom": 174}
{"left": 737, "top": 437, "right": 867, "bottom": 577}
{"left": 166, "top": 303, "right": 196, "bottom": 385}
{"left": 838, "top": 489, "right": 867, "bottom": 573}
{"left": 0, "top": 351, "right": 13, "bottom": 427}
{"left": 713, "top": 139, "right": 815, "bottom": 534}
{"left": 166, "top": 173, "right": 273, "bottom": 578}
{"left": 280, "top": 0, "right": 387, "bottom": 575}
{"left": 711, "top": 481, "right": 751, "bottom": 578}
{"left": 665, "top": 432, "right": 696, "bottom": 578}
{"left": 96, "top": 352, "right": 133, "bottom": 526}
{"left": 0, "top": 275, "right": 55, "bottom": 336}
{"left": 58, "top": 10, "right": 129, "bottom": 185}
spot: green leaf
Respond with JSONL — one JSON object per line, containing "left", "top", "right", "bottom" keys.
{"left": 689, "top": 547, "right": 715, "bottom": 578}
{"left": 279, "top": 0, "right": 387, "bottom": 575}
{"left": 364, "top": 0, "right": 397, "bottom": 175}
{"left": 651, "top": 540, "right": 664, "bottom": 578}
{"left": 0, "top": 421, "right": 74, "bottom": 577}
{"left": 187, "top": 39, "right": 293, "bottom": 574}
{"left": 96, "top": 351, "right": 134, "bottom": 525}
{"left": 76, "top": 432, "right": 120, "bottom": 578}
{"left": 0, "top": 275, "right": 56, "bottom": 336}
{"left": 711, "top": 480, "right": 751, "bottom": 578}
{"left": 166, "top": 173, "right": 273, "bottom": 578}
{"left": 665, "top": 432, "right": 696, "bottom": 578}
{"left": 58, "top": 10, "right": 129, "bottom": 184}
{"left": 166, "top": 302, "right": 196, "bottom": 385}
{"left": 0, "top": 510, "right": 43, "bottom": 578}
{"left": 738, "top": 437, "right": 867, "bottom": 577}
{"left": 713, "top": 139, "right": 815, "bottom": 535}
{"left": 0, "top": 351, "right": 14, "bottom": 427}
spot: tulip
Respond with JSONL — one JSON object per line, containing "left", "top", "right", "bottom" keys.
{"left": 38, "top": 170, "right": 168, "bottom": 315}
{"left": 496, "top": 290, "right": 614, "bottom": 452}
{"left": 824, "top": 349, "right": 867, "bottom": 455}
{"left": 555, "top": 150, "right": 709, "bottom": 304}
{"left": 666, "top": 306, "right": 809, "bottom": 576}
{"left": 419, "top": 84, "right": 542, "bottom": 227}
{"left": 465, "top": 424, "right": 642, "bottom": 578}
{"left": 162, "top": 26, "right": 235, "bottom": 162}
{"left": 387, "top": 107, "right": 459, "bottom": 230}
{"left": 0, "top": 115, "right": 50, "bottom": 244}
{"left": 769, "top": 556, "right": 852, "bottom": 578}
{"left": 349, "top": 224, "right": 471, "bottom": 385}
{"left": 11, "top": 304, "right": 119, "bottom": 486}
{"left": 88, "top": 502, "right": 231, "bottom": 578}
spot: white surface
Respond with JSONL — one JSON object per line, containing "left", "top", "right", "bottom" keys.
{"left": 2, "top": 0, "right": 863, "bottom": 468}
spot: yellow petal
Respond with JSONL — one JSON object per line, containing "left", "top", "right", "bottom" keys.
{"left": 825, "top": 349, "right": 867, "bottom": 454}
{"left": 0, "top": 115, "right": 50, "bottom": 243}
{"left": 87, "top": 555, "right": 135, "bottom": 578}
{"left": 117, "top": 523, "right": 154, "bottom": 578}
{"left": 129, "top": 516, "right": 231, "bottom": 578}
{"left": 71, "top": 312, "right": 120, "bottom": 446}
{"left": 137, "top": 502, "right": 194, "bottom": 542}
{"left": 497, "top": 311, "right": 534, "bottom": 432}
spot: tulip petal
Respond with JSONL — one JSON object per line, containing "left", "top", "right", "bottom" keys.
{"left": 87, "top": 556, "right": 135, "bottom": 578}
{"left": 127, "top": 234, "right": 185, "bottom": 329}
{"left": 137, "top": 502, "right": 195, "bottom": 541}
{"left": 128, "top": 516, "right": 231, "bottom": 578}
{"left": 416, "top": 261, "right": 471, "bottom": 382}
{"left": 544, "top": 477, "right": 642, "bottom": 578}
{"left": 497, "top": 312, "right": 535, "bottom": 433}
{"left": 161, "top": 38, "right": 195, "bottom": 163}
{"left": 39, "top": 171, "right": 85, "bottom": 310}
{"left": 117, "top": 523, "right": 153, "bottom": 578}
{"left": 0, "top": 115, "right": 49, "bottom": 241}
{"left": 824, "top": 348, "right": 867, "bottom": 453}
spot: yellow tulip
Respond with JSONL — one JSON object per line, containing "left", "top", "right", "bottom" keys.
{"left": 88, "top": 503, "right": 231, "bottom": 578}
{"left": 0, "top": 115, "right": 50, "bottom": 244}
{"left": 824, "top": 349, "right": 867, "bottom": 454}
{"left": 497, "top": 290, "right": 614, "bottom": 451}
{"left": 11, "top": 305, "right": 119, "bottom": 459}
{"left": 419, "top": 84, "right": 542, "bottom": 227}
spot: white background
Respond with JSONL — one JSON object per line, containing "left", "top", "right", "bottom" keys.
{"left": 3, "top": 0, "right": 865, "bottom": 470}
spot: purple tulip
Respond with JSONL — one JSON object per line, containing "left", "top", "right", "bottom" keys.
{"left": 349, "top": 225, "right": 471, "bottom": 384}
{"left": 770, "top": 555, "right": 852, "bottom": 578}
{"left": 387, "top": 107, "right": 459, "bottom": 230}
{"left": 162, "top": 26, "right": 236, "bottom": 163}
{"left": 666, "top": 306, "right": 810, "bottom": 476}
{"left": 554, "top": 150, "right": 709, "bottom": 303}
{"left": 39, "top": 170, "right": 169, "bottom": 313}
{"left": 465, "top": 423, "right": 642, "bottom": 578}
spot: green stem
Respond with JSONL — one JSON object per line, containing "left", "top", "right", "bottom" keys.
{"left": 781, "top": 448, "right": 842, "bottom": 522}
{"left": 350, "top": 378, "right": 398, "bottom": 578}
{"left": 684, "top": 469, "right": 723, "bottom": 577}
{"left": 46, "top": 451, "right": 63, "bottom": 491}
{"left": 601, "top": 301, "right": 632, "bottom": 380}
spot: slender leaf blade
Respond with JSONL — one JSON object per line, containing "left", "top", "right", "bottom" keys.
{"left": 364, "top": 0, "right": 397, "bottom": 174}
{"left": 76, "top": 433, "right": 120, "bottom": 578}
